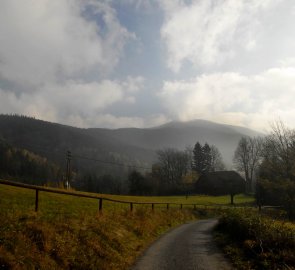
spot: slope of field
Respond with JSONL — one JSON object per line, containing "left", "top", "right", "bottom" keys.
{"left": 0, "top": 184, "right": 253, "bottom": 269}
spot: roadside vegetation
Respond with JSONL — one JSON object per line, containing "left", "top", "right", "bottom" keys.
{"left": 215, "top": 208, "right": 295, "bottom": 269}
{"left": 0, "top": 184, "right": 252, "bottom": 269}
{"left": 213, "top": 120, "right": 295, "bottom": 269}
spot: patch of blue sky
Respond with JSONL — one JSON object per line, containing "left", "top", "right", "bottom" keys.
{"left": 111, "top": 2, "right": 168, "bottom": 80}
{"left": 80, "top": 2, "right": 108, "bottom": 37}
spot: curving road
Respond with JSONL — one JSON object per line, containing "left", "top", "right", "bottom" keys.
{"left": 131, "top": 219, "right": 233, "bottom": 270}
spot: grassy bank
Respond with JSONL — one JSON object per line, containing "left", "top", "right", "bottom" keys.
{"left": 0, "top": 208, "right": 196, "bottom": 269}
{"left": 215, "top": 209, "right": 295, "bottom": 269}
{"left": 0, "top": 183, "right": 253, "bottom": 269}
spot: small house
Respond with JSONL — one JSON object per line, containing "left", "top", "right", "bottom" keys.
{"left": 195, "top": 170, "right": 245, "bottom": 196}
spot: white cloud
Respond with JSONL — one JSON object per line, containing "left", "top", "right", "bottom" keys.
{"left": 158, "top": 67, "right": 295, "bottom": 131}
{"left": 0, "top": 76, "right": 146, "bottom": 128}
{"left": 78, "top": 113, "right": 168, "bottom": 129}
{"left": 0, "top": 76, "right": 167, "bottom": 128}
{"left": 1, "top": 0, "right": 294, "bottom": 132}
{"left": 0, "top": 0, "right": 147, "bottom": 128}
{"left": 160, "top": 0, "right": 278, "bottom": 72}
{"left": 122, "top": 76, "right": 145, "bottom": 93}
{"left": 279, "top": 57, "right": 295, "bottom": 67}
{"left": 0, "top": 0, "right": 134, "bottom": 86}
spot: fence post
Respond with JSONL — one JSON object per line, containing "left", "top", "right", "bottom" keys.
{"left": 130, "top": 202, "right": 133, "bottom": 212}
{"left": 180, "top": 204, "right": 183, "bottom": 210}
{"left": 35, "top": 189, "right": 39, "bottom": 212}
{"left": 167, "top": 203, "right": 169, "bottom": 210}
{"left": 152, "top": 203, "right": 154, "bottom": 211}
{"left": 99, "top": 198, "right": 103, "bottom": 212}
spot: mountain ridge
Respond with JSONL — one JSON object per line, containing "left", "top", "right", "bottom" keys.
{"left": 0, "top": 115, "right": 262, "bottom": 170}
{"left": 87, "top": 119, "right": 262, "bottom": 165}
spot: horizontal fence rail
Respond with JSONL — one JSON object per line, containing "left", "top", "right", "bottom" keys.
{"left": 0, "top": 179, "right": 229, "bottom": 213}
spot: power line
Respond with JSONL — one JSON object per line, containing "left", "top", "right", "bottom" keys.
{"left": 72, "top": 154, "right": 152, "bottom": 171}
{"left": 4, "top": 140, "right": 152, "bottom": 171}
{"left": 8, "top": 142, "right": 66, "bottom": 158}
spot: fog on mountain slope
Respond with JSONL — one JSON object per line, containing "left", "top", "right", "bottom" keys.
{"left": 89, "top": 119, "right": 262, "bottom": 167}
{"left": 0, "top": 115, "right": 262, "bottom": 170}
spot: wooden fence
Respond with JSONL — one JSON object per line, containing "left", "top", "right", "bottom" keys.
{"left": 0, "top": 179, "right": 223, "bottom": 213}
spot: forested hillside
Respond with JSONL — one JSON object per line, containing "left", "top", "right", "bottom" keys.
{"left": 0, "top": 138, "right": 62, "bottom": 185}
{"left": 0, "top": 114, "right": 261, "bottom": 194}
{"left": 0, "top": 114, "right": 155, "bottom": 173}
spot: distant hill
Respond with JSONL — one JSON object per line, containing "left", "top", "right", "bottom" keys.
{"left": 88, "top": 119, "right": 262, "bottom": 166}
{"left": 0, "top": 115, "right": 156, "bottom": 176}
{"left": 0, "top": 115, "right": 262, "bottom": 174}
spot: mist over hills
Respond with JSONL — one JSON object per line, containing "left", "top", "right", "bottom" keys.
{"left": 88, "top": 119, "right": 262, "bottom": 166}
{"left": 0, "top": 115, "right": 262, "bottom": 172}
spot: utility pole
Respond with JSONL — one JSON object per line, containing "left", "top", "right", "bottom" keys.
{"left": 65, "top": 150, "right": 72, "bottom": 189}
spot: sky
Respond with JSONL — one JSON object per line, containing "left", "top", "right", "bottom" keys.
{"left": 1, "top": 0, "right": 295, "bottom": 132}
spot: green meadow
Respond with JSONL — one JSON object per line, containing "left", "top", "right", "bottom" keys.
{"left": 0, "top": 184, "right": 254, "bottom": 216}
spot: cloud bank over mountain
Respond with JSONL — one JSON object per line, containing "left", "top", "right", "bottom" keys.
{"left": 1, "top": 0, "right": 295, "bottom": 131}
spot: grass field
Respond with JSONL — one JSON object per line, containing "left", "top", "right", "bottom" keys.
{"left": 0, "top": 183, "right": 254, "bottom": 269}
{"left": 104, "top": 192, "right": 254, "bottom": 205}
{"left": 0, "top": 183, "right": 255, "bottom": 216}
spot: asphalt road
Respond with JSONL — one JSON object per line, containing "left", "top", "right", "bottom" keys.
{"left": 131, "top": 219, "right": 233, "bottom": 270}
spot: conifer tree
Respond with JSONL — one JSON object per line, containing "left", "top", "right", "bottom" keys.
{"left": 193, "top": 142, "right": 224, "bottom": 174}
{"left": 193, "top": 142, "right": 203, "bottom": 173}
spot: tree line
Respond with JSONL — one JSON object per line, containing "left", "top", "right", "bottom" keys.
{"left": 233, "top": 120, "right": 295, "bottom": 219}
{"left": 0, "top": 139, "right": 63, "bottom": 186}
{"left": 0, "top": 136, "right": 230, "bottom": 196}
{"left": 128, "top": 119, "right": 295, "bottom": 219}
{"left": 128, "top": 142, "right": 225, "bottom": 195}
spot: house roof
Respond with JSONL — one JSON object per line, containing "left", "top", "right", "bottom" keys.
{"left": 196, "top": 170, "right": 245, "bottom": 195}
{"left": 199, "top": 170, "right": 245, "bottom": 182}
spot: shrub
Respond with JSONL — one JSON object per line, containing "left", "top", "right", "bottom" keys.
{"left": 216, "top": 209, "right": 295, "bottom": 269}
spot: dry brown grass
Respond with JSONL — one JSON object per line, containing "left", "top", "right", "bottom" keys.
{"left": 0, "top": 210, "right": 196, "bottom": 269}
{"left": 0, "top": 184, "right": 197, "bottom": 269}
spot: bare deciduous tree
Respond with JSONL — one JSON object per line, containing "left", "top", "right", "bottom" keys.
{"left": 233, "top": 136, "right": 263, "bottom": 192}
{"left": 156, "top": 148, "right": 190, "bottom": 185}
{"left": 262, "top": 119, "right": 295, "bottom": 181}
{"left": 258, "top": 120, "right": 295, "bottom": 219}
{"left": 210, "top": 145, "right": 225, "bottom": 172}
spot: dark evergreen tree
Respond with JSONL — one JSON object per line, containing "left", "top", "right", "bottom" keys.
{"left": 193, "top": 142, "right": 204, "bottom": 173}
{"left": 202, "top": 143, "right": 212, "bottom": 173}
{"left": 193, "top": 142, "right": 224, "bottom": 174}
